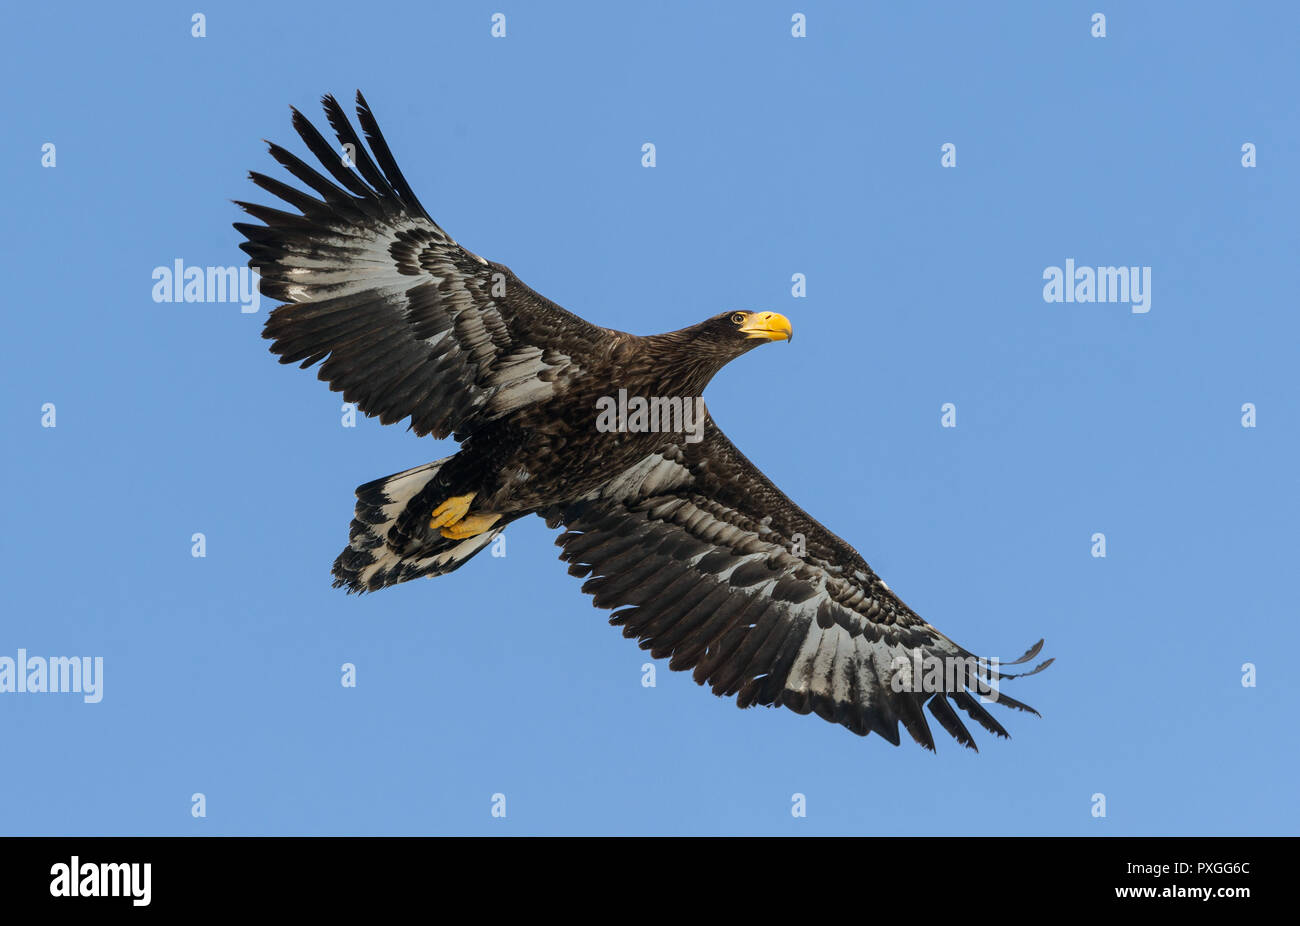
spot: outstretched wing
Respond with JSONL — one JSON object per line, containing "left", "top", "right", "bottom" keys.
{"left": 549, "top": 420, "right": 1052, "bottom": 749}
{"left": 235, "top": 91, "right": 612, "bottom": 440}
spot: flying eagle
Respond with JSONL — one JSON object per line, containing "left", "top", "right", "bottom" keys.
{"left": 236, "top": 92, "right": 1052, "bottom": 750}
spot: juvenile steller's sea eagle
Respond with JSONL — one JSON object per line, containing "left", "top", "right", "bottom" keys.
{"left": 236, "top": 92, "right": 1052, "bottom": 750}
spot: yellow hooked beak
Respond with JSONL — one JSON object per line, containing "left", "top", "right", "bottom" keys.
{"left": 738, "top": 311, "right": 793, "bottom": 342}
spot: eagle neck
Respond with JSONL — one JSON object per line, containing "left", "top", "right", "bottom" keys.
{"left": 637, "top": 331, "right": 729, "bottom": 398}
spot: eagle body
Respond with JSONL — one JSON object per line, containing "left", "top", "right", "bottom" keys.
{"left": 237, "top": 93, "right": 1052, "bottom": 750}
{"left": 444, "top": 331, "right": 720, "bottom": 513}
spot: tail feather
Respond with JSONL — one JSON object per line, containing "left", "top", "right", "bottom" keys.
{"left": 331, "top": 457, "right": 503, "bottom": 593}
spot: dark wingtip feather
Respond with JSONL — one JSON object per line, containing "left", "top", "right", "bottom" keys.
{"left": 998, "top": 656, "right": 1055, "bottom": 681}
{"left": 352, "top": 90, "right": 431, "bottom": 220}
{"left": 1000, "top": 638, "right": 1045, "bottom": 666}
{"left": 986, "top": 689, "right": 1040, "bottom": 716}
{"left": 951, "top": 690, "right": 1011, "bottom": 740}
{"left": 928, "top": 694, "right": 978, "bottom": 751}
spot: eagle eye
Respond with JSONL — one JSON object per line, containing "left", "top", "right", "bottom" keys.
{"left": 730, "top": 312, "right": 746, "bottom": 325}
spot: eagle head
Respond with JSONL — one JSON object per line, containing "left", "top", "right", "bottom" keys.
{"left": 700, "top": 310, "right": 793, "bottom": 355}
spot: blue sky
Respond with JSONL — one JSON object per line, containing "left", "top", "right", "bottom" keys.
{"left": 2, "top": 1, "right": 1296, "bottom": 835}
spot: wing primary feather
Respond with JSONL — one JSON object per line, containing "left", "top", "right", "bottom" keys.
{"left": 289, "top": 106, "right": 376, "bottom": 199}
{"left": 247, "top": 170, "right": 329, "bottom": 217}
{"left": 265, "top": 141, "right": 359, "bottom": 212}
{"left": 895, "top": 693, "right": 937, "bottom": 751}
{"left": 950, "top": 690, "right": 1011, "bottom": 739}
{"left": 927, "top": 695, "right": 978, "bottom": 750}
{"left": 995, "top": 638, "right": 1045, "bottom": 666}
{"left": 321, "top": 93, "right": 397, "bottom": 199}
{"left": 354, "top": 90, "right": 433, "bottom": 220}
{"left": 994, "top": 657, "right": 1055, "bottom": 680}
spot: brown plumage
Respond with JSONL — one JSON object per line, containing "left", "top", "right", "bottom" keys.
{"left": 236, "top": 92, "right": 1052, "bottom": 749}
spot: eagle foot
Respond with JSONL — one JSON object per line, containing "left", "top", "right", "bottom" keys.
{"left": 439, "top": 513, "right": 501, "bottom": 540}
{"left": 429, "top": 492, "right": 476, "bottom": 530}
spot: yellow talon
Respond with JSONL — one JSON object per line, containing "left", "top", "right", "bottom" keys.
{"left": 429, "top": 492, "right": 476, "bottom": 530}
{"left": 440, "top": 513, "right": 500, "bottom": 540}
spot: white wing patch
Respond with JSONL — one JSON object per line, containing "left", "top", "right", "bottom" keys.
{"left": 486, "top": 345, "right": 574, "bottom": 416}
{"left": 585, "top": 452, "right": 694, "bottom": 502}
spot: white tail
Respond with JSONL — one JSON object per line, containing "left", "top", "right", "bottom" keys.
{"left": 332, "top": 456, "right": 504, "bottom": 592}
